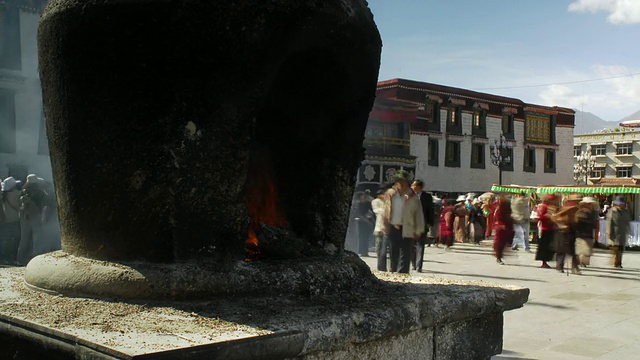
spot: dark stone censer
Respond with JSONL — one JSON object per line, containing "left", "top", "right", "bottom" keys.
{"left": 27, "top": 0, "right": 382, "bottom": 298}
{"left": 0, "top": 1, "right": 528, "bottom": 359}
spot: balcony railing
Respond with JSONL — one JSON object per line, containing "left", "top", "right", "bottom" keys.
{"left": 363, "top": 136, "right": 411, "bottom": 156}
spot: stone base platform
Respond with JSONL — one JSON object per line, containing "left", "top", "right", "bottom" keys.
{"left": 0, "top": 265, "right": 528, "bottom": 360}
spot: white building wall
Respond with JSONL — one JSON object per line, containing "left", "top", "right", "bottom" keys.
{"left": 554, "top": 126, "right": 576, "bottom": 184}
{"left": 0, "top": 11, "right": 52, "bottom": 180}
{"left": 411, "top": 114, "right": 575, "bottom": 194}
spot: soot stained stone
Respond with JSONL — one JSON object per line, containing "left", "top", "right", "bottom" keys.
{"left": 38, "top": 0, "right": 382, "bottom": 263}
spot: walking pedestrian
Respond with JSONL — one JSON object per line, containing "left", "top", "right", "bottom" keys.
{"left": 575, "top": 196, "right": 598, "bottom": 267}
{"left": 428, "top": 197, "right": 442, "bottom": 247}
{"left": 493, "top": 195, "right": 514, "bottom": 265}
{"left": 553, "top": 194, "right": 581, "bottom": 274}
{"left": 535, "top": 194, "right": 559, "bottom": 269}
{"left": 469, "top": 199, "right": 485, "bottom": 244}
{"left": 372, "top": 187, "right": 389, "bottom": 271}
{"left": 453, "top": 195, "right": 468, "bottom": 243}
{"left": 382, "top": 170, "right": 424, "bottom": 273}
{"left": 354, "top": 191, "right": 374, "bottom": 257}
{"left": 438, "top": 199, "right": 456, "bottom": 249}
{"left": 16, "top": 174, "right": 52, "bottom": 266}
{"left": 511, "top": 192, "right": 531, "bottom": 252}
{"left": 1, "top": 177, "right": 23, "bottom": 264}
{"left": 607, "top": 196, "right": 630, "bottom": 268}
{"left": 410, "top": 180, "right": 433, "bottom": 272}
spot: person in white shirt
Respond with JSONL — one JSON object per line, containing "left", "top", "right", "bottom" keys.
{"left": 382, "top": 170, "right": 425, "bottom": 273}
{"left": 372, "top": 188, "right": 388, "bottom": 271}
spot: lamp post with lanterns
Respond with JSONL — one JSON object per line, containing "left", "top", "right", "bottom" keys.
{"left": 573, "top": 144, "right": 596, "bottom": 185}
{"left": 489, "top": 132, "right": 512, "bottom": 186}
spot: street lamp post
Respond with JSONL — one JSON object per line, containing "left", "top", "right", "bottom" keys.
{"left": 490, "top": 132, "right": 512, "bottom": 186}
{"left": 574, "top": 144, "right": 596, "bottom": 185}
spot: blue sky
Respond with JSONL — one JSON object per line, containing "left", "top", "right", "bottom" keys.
{"left": 367, "top": 0, "right": 640, "bottom": 122}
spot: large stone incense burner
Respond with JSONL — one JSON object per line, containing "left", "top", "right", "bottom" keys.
{"left": 26, "top": 0, "right": 381, "bottom": 299}
{"left": 0, "top": 1, "right": 528, "bottom": 359}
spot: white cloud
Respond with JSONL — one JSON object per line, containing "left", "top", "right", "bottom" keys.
{"left": 536, "top": 66, "right": 640, "bottom": 121}
{"left": 539, "top": 85, "right": 589, "bottom": 109}
{"left": 568, "top": 0, "right": 640, "bottom": 24}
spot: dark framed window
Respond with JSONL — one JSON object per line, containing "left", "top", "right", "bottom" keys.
{"left": 573, "top": 145, "right": 581, "bottom": 157}
{"left": 425, "top": 100, "right": 441, "bottom": 132}
{"left": 544, "top": 149, "right": 556, "bottom": 173}
{"left": 446, "top": 106, "right": 462, "bottom": 134}
{"left": 428, "top": 138, "right": 439, "bottom": 166}
{"left": 502, "top": 113, "right": 514, "bottom": 139}
{"left": 591, "top": 167, "right": 605, "bottom": 178}
{"left": 0, "top": 92, "right": 16, "bottom": 153}
{"left": 472, "top": 110, "right": 487, "bottom": 137}
{"left": 616, "top": 143, "right": 632, "bottom": 155}
{"left": 616, "top": 166, "right": 632, "bottom": 178}
{"left": 502, "top": 148, "right": 514, "bottom": 172}
{"left": 523, "top": 148, "right": 536, "bottom": 173}
{"left": 445, "top": 141, "right": 461, "bottom": 167}
{"left": 470, "top": 143, "right": 485, "bottom": 169}
{"left": 592, "top": 144, "right": 606, "bottom": 156}
{"left": 0, "top": 7, "right": 22, "bottom": 70}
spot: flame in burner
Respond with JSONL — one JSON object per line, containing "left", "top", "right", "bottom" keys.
{"left": 245, "top": 148, "right": 288, "bottom": 261}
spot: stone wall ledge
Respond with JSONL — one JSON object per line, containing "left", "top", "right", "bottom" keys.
{"left": 0, "top": 266, "right": 529, "bottom": 359}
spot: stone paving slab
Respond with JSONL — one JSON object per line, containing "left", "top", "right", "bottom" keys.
{"left": 360, "top": 241, "right": 640, "bottom": 360}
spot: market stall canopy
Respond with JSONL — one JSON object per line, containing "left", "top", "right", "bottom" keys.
{"left": 537, "top": 184, "right": 640, "bottom": 194}
{"left": 490, "top": 184, "right": 537, "bottom": 194}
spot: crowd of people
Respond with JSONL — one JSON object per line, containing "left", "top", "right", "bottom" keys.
{"left": 0, "top": 175, "right": 61, "bottom": 266}
{"left": 530, "top": 193, "right": 627, "bottom": 272}
{"left": 350, "top": 176, "right": 631, "bottom": 274}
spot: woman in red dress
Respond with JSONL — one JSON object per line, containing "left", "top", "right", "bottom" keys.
{"left": 484, "top": 197, "right": 497, "bottom": 239}
{"left": 439, "top": 199, "right": 456, "bottom": 249}
{"left": 535, "top": 194, "right": 559, "bottom": 268}
{"left": 493, "top": 196, "right": 514, "bottom": 265}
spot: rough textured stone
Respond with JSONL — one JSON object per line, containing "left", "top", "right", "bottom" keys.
{"left": 24, "top": 251, "right": 377, "bottom": 299}
{"left": 300, "top": 328, "right": 434, "bottom": 360}
{"left": 435, "top": 313, "right": 503, "bottom": 360}
{"left": 0, "top": 267, "right": 528, "bottom": 359}
{"left": 38, "top": 0, "right": 381, "bottom": 263}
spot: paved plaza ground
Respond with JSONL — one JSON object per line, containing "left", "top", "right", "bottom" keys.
{"left": 359, "top": 242, "right": 640, "bottom": 360}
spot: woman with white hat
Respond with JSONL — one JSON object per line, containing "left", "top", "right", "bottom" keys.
{"left": 453, "top": 195, "right": 469, "bottom": 243}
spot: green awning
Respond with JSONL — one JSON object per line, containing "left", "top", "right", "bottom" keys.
{"left": 490, "top": 185, "right": 537, "bottom": 194}
{"left": 537, "top": 186, "right": 640, "bottom": 194}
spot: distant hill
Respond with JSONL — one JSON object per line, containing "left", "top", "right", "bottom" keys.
{"left": 573, "top": 110, "right": 617, "bottom": 134}
{"left": 619, "top": 110, "right": 640, "bottom": 123}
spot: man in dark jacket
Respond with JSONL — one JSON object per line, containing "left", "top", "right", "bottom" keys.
{"left": 411, "top": 179, "right": 433, "bottom": 272}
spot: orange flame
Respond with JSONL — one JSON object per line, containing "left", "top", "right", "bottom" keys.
{"left": 245, "top": 148, "right": 288, "bottom": 261}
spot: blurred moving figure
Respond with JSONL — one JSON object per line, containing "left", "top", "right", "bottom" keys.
{"left": 439, "top": 199, "right": 456, "bottom": 249}
{"left": 410, "top": 180, "right": 433, "bottom": 273}
{"left": 493, "top": 196, "right": 513, "bottom": 265}
{"left": 372, "top": 187, "right": 388, "bottom": 271}
{"left": 575, "top": 197, "right": 599, "bottom": 267}
{"left": 0, "top": 177, "right": 23, "bottom": 264}
{"left": 607, "top": 197, "right": 631, "bottom": 269}
{"left": 16, "top": 174, "right": 61, "bottom": 266}
{"left": 535, "top": 194, "right": 559, "bottom": 269}
{"left": 552, "top": 194, "right": 581, "bottom": 274}
{"left": 510, "top": 192, "right": 531, "bottom": 252}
